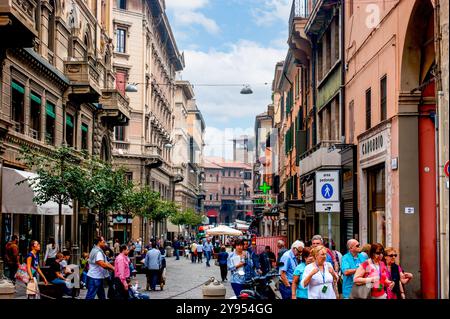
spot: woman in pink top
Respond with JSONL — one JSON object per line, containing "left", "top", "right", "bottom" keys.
{"left": 114, "top": 244, "right": 131, "bottom": 300}
{"left": 354, "top": 243, "right": 394, "bottom": 299}
{"left": 384, "top": 247, "right": 413, "bottom": 299}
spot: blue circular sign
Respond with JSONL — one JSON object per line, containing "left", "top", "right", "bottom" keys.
{"left": 321, "top": 183, "right": 333, "bottom": 199}
{"left": 116, "top": 215, "right": 124, "bottom": 222}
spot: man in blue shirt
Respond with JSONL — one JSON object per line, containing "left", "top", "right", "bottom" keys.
{"left": 203, "top": 238, "right": 214, "bottom": 267}
{"left": 279, "top": 240, "right": 304, "bottom": 299}
{"left": 341, "top": 239, "right": 366, "bottom": 298}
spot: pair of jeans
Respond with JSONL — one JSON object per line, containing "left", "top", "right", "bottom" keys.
{"left": 51, "top": 278, "right": 72, "bottom": 296}
{"left": 231, "top": 283, "right": 245, "bottom": 297}
{"left": 205, "top": 251, "right": 211, "bottom": 266}
{"left": 113, "top": 277, "right": 129, "bottom": 300}
{"left": 279, "top": 283, "right": 292, "bottom": 300}
{"left": 85, "top": 277, "right": 106, "bottom": 300}
{"left": 219, "top": 264, "right": 228, "bottom": 281}
{"left": 146, "top": 269, "right": 159, "bottom": 290}
{"left": 197, "top": 252, "right": 203, "bottom": 263}
{"left": 175, "top": 249, "right": 180, "bottom": 260}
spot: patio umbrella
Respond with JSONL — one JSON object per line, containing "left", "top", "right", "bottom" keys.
{"left": 206, "top": 225, "right": 243, "bottom": 236}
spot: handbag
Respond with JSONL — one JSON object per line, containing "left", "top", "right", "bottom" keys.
{"left": 349, "top": 283, "right": 372, "bottom": 299}
{"left": 15, "top": 264, "right": 34, "bottom": 284}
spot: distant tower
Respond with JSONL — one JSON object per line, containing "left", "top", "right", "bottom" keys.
{"left": 233, "top": 136, "right": 249, "bottom": 164}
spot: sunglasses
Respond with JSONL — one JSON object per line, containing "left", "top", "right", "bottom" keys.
{"left": 375, "top": 251, "right": 384, "bottom": 255}
{"left": 352, "top": 244, "right": 360, "bottom": 248}
{"left": 387, "top": 254, "right": 397, "bottom": 257}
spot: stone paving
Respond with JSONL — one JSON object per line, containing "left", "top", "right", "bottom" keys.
{"left": 12, "top": 255, "right": 234, "bottom": 300}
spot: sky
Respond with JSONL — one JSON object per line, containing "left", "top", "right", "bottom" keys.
{"left": 165, "top": 0, "right": 292, "bottom": 160}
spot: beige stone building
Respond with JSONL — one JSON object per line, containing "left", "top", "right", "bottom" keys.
{"left": 0, "top": 0, "right": 130, "bottom": 259}
{"left": 111, "top": 0, "right": 184, "bottom": 243}
{"left": 171, "top": 80, "right": 205, "bottom": 238}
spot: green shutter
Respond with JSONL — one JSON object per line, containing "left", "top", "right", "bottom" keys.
{"left": 46, "top": 102, "right": 56, "bottom": 119}
{"left": 81, "top": 123, "right": 88, "bottom": 132}
{"left": 12, "top": 81, "right": 25, "bottom": 94}
{"left": 30, "top": 92, "right": 41, "bottom": 105}
{"left": 66, "top": 115, "right": 74, "bottom": 128}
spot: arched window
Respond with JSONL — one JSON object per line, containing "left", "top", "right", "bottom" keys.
{"left": 100, "top": 137, "right": 111, "bottom": 162}
{"left": 222, "top": 187, "right": 225, "bottom": 194}
{"left": 228, "top": 188, "right": 231, "bottom": 195}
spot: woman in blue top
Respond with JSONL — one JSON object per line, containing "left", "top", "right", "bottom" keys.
{"left": 217, "top": 246, "right": 229, "bottom": 282}
{"left": 291, "top": 247, "right": 313, "bottom": 299}
{"left": 26, "top": 240, "right": 48, "bottom": 299}
{"left": 227, "top": 239, "right": 253, "bottom": 296}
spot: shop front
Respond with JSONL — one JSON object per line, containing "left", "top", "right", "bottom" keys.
{"left": 1, "top": 167, "right": 72, "bottom": 259}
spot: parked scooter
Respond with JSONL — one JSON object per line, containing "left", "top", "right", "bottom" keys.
{"left": 237, "top": 269, "right": 281, "bottom": 299}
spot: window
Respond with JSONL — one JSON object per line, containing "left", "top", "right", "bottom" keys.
{"left": 222, "top": 170, "right": 225, "bottom": 177}
{"left": 115, "top": 126, "right": 125, "bottom": 141}
{"left": 366, "top": 88, "right": 372, "bottom": 130}
{"left": 45, "top": 102, "right": 56, "bottom": 145}
{"left": 216, "top": 194, "right": 219, "bottom": 200}
{"left": 81, "top": 123, "right": 89, "bottom": 150}
{"left": 349, "top": 100, "right": 354, "bottom": 143}
{"left": 228, "top": 170, "right": 230, "bottom": 177}
{"left": 48, "top": 0, "right": 55, "bottom": 54}
{"left": 233, "top": 170, "right": 236, "bottom": 177}
{"left": 233, "top": 188, "right": 236, "bottom": 195}
{"left": 222, "top": 187, "right": 225, "bottom": 194}
{"left": 228, "top": 188, "right": 231, "bottom": 195}
{"left": 117, "top": 0, "right": 126, "bottom": 9}
{"left": 29, "top": 91, "right": 41, "bottom": 140}
{"left": 116, "top": 28, "right": 126, "bottom": 53}
{"left": 216, "top": 175, "right": 219, "bottom": 182}
{"left": 209, "top": 194, "right": 213, "bottom": 201}
{"left": 380, "top": 76, "right": 387, "bottom": 121}
{"left": 11, "top": 80, "right": 25, "bottom": 133}
{"left": 115, "top": 70, "right": 127, "bottom": 95}
{"left": 125, "top": 172, "right": 133, "bottom": 184}
{"left": 65, "top": 113, "right": 74, "bottom": 147}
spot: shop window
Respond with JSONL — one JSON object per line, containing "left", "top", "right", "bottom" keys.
{"left": 11, "top": 80, "right": 25, "bottom": 133}
{"left": 65, "top": 113, "right": 74, "bottom": 147}
{"left": 367, "top": 165, "right": 386, "bottom": 246}
{"left": 29, "top": 91, "right": 41, "bottom": 140}
{"left": 81, "top": 123, "right": 89, "bottom": 150}
{"left": 118, "top": 0, "right": 126, "bottom": 9}
{"left": 45, "top": 102, "right": 56, "bottom": 145}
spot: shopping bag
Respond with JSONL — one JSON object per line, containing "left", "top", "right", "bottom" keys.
{"left": 15, "top": 264, "right": 31, "bottom": 283}
{"left": 349, "top": 283, "right": 371, "bottom": 299}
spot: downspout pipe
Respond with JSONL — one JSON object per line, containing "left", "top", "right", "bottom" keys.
{"left": 339, "top": 1, "right": 345, "bottom": 142}
{"left": 311, "top": 38, "right": 317, "bottom": 146}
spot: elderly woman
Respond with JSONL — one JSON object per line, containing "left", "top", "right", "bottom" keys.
{"left": 301, "top": 245, "right": 338, "bottom": 299}
{"left": 384, "top": 247, "right": 413, "bottom": 299}
{"left": 353, "top": 243, "right": 394, "bottom": 299}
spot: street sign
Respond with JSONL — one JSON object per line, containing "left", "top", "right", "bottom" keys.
{"left": 316, "top": 170, "right": 340, "bottom": 213}
{"left": 445, "top": 160, "right": 449, "bottom": 177}
{"left": 315, "top": 202, "right": 340, "bottom": 213}
{"left": 115, "top": 215, "right": 124, "bottom": 222}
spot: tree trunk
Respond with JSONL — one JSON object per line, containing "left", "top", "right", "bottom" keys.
{"left": 125, "top": 211, "right": 129, "bottom": 243}
{"left": 58, "top": 199, "right": 63, "bottom": 251}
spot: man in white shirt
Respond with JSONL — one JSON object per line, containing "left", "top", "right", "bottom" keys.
{"left": 85, "top": 236, "right": 115, "bottom": 300}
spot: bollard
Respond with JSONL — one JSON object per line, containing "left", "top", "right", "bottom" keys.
{"left": 202, "top": 278, "right": 226, "bottom": 299}
{"left": 0, "top": 279, "right": 15, "bottom": 299}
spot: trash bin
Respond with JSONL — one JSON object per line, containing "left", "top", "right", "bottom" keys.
{"left": 0, "top": 279, "right": 15, "bottom": 299}
{"left": 202, "top": 278, "right": 226, "bottom": 299}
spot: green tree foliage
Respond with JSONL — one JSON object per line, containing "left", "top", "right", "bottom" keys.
{"left": 169, "top": 208, "right": 203, "bottom": 227}
{"left": 150, "top": 199, "right": 179, "bottom": 222}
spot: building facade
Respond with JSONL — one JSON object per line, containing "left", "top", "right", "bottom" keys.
{"left": 0, "top": 0, "right": 130, "bottom": 260}
{"left": 111, "top": 0, "right": 184, "bottom": 244}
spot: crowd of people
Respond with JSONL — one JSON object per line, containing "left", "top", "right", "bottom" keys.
{"left": 222, "top": 234, "right": 413, "bottom": 299}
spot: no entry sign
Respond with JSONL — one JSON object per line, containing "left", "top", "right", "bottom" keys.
{"left": 445, "top": 161, "right": 449, "bottom": 177}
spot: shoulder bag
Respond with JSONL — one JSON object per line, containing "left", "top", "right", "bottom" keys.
{"left": 350, "top": 283, "right": 372, "bottom": 299}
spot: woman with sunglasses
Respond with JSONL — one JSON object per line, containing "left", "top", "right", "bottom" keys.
{"left": 384, "top": 247, "right": 413, "bottom": 299}
{"left": 353, "top": 243, "right": 394, "bottom": 299}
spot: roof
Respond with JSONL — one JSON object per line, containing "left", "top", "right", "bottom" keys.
{"left": 204, "top": 157, "right": 252, "bottom": 170}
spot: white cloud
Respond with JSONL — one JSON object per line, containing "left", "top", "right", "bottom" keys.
{"left": 166, "top": 0, "right": 220, "bottom": 35}
{"left": 252, "top": 0, "right": 291, "bottom": 26}
{"left": 179, "top": 40, "right": 286, "bottom": 158}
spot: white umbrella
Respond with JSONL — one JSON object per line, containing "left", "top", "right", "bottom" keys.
{"left": 206, "top": 225, "right": 243, "bottom": 236}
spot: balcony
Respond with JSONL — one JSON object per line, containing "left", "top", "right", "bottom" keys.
{"left": 304, "top": 0, "right": 337, "bottom": 37}
{"left": 288, "top": 0, "right": 312, "bottom": 66}
{"left": 298, "top": 141, "right": 341, "bottom": 176}
{"left": 144, "top": 144, "right": 163, "bottom": 169}
{"left": 113, "top": 141, "right": 130, "bottom": 155}
{"left": 0, "top": 0, "right": 38, "bottom": 48}
{"left": 99, "top": 89, "right": 131, "bottom": 126}
{"left": 64, "top": 59, "right": 101, "bottom": 103}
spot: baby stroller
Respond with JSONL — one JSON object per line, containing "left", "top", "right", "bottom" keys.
{"left": 128, "top": 282, "right": 150, "bottom": 300}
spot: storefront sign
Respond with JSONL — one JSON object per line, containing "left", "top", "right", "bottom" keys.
{"left": 360, "top": 130, "right": 388, "bottom": 161}
{"left": 315, "top": 170, "right": 340, "bottom": 213}
{"left": 305, "top": 180, "right": 314, "bottom": 202}
{"left": 445, "top": 160, "right": 449, "bottom": 177}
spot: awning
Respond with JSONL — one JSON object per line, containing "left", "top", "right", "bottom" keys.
{"left": 206, "top": 209, "right": 218, "bottom": 218}
{"left": 206, "top": 225, "right": 242, "bottom": 236}
{"left": 1, "top": 167, "right": 72, "bottom": 215}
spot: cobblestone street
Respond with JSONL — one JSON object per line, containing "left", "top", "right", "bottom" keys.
{"left": 13, "top": 255, "right": 234, "bottom": 300}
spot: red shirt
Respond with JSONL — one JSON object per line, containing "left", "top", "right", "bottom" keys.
{"left": 361, "top": 260, "right": 389, "bottom": 298}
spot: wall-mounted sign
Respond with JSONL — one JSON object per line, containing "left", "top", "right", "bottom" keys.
{"left": 305, "top": 180, "right": 314, "bottom": 203}
{"left": 360, "top": 130, "right": 388, "bottom": 161}
{"left": 315, "top": 202, "right": 340, "bottom": 213}
{"left": 405, "top": 207, "right": 415, "bottom": 214}
{"left": 445, "top": 160, "right": 449, "bottom": 177}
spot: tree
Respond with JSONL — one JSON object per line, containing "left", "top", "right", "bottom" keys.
{"left": 169, "top": 208, "right": 203, "bottom": 236}
{"left": 19, "top": 146, "right": 89, "bottom": 249}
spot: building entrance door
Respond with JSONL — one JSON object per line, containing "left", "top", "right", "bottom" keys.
{"left": 367, "top": 165, "right": 386, "bottom": 246}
